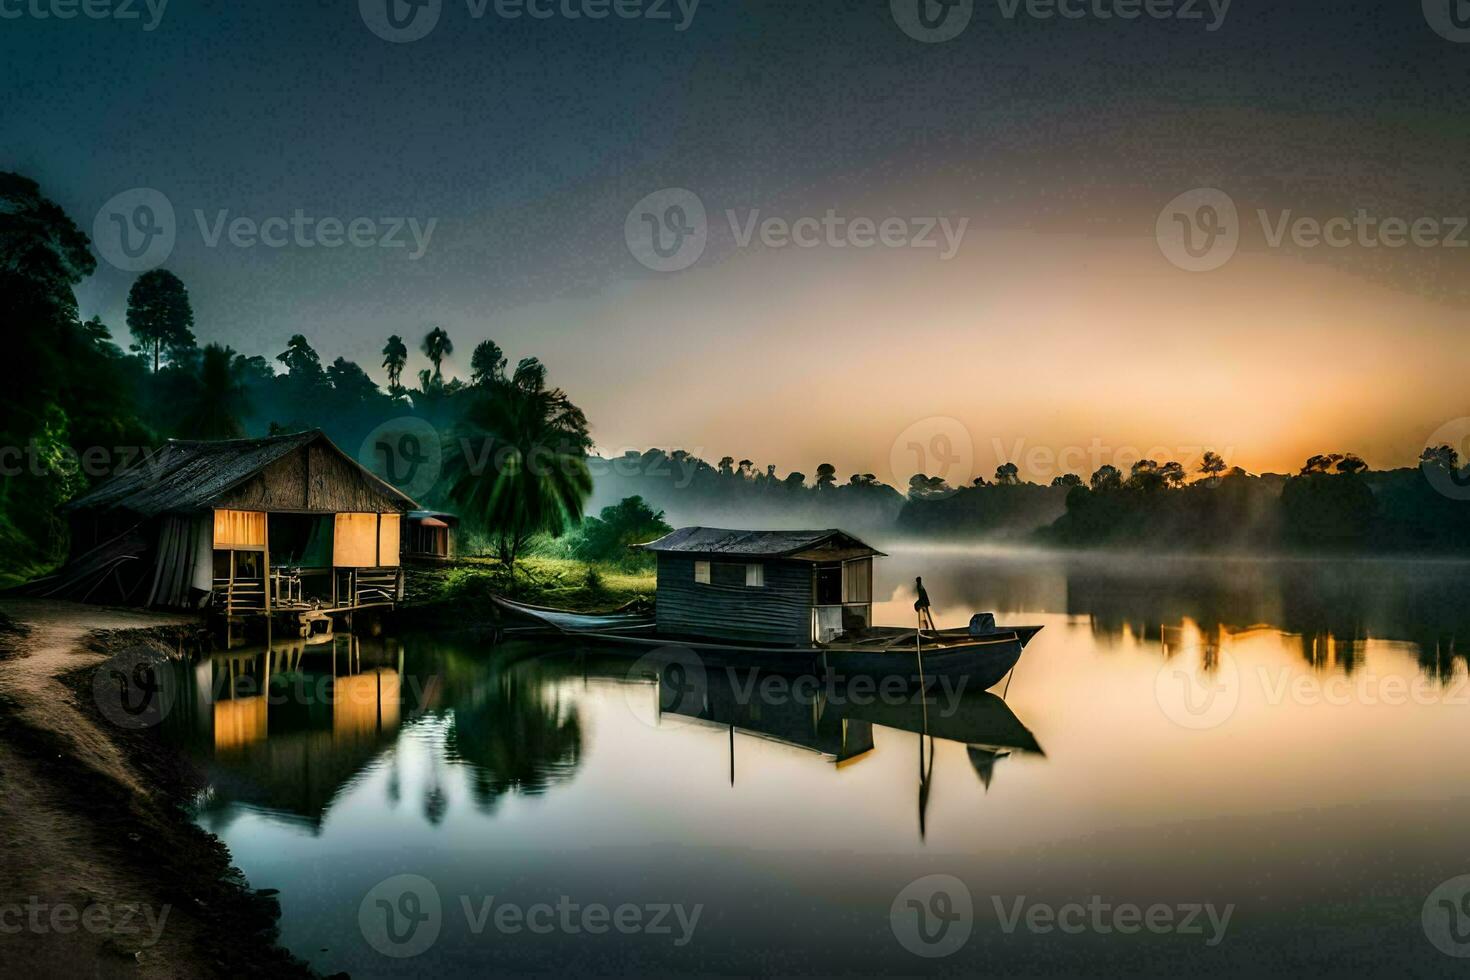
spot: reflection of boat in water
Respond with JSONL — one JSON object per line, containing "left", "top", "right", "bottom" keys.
{"left": 592, "top": 647, "right": 1045, "bottom": 786}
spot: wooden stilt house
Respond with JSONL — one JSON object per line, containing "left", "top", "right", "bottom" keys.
{"left": 48, "top": 430, "right": 417, "bottom": 615}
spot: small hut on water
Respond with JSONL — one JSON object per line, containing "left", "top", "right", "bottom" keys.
{"left": 43, "top": 429, "right": 417, "bottom": 616}
{"left": 634, "top": 527, "right": 885, "bottom": 645}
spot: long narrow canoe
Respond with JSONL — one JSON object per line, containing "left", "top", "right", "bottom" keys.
{"left": 491, "top": 595, "right": 657, "bottom": 634}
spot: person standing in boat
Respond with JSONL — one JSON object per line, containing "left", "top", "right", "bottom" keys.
{"left": 914, "top": 576, "right": 937, "bottom": 632}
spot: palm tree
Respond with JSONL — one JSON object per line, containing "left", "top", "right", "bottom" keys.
{"left": 421, "top": 325, "right": 453, "bottom": 382}
{"left": 445, "top": 360, "right": 592, "bottom": 575}
{"left": 470, "top": 339, "right": 507, "bottom": 386}
{"left": 381, "top": 334, "right": 408, "bottom": 394}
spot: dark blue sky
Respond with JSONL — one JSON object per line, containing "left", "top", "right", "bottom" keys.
{"left": 5, "top": 1, "right": 1469, "bottom": 470}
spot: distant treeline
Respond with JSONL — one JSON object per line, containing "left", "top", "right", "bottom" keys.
{"left": 591, "top": 449, "right": 1470, "bottom": 555}
{"left": 1046, "top": 454, "right": 1470, "bottom": 553}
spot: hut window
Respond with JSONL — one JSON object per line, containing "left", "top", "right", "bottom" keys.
{"left": 694, "top": 560, "right": 710, "bottom": 584}
{"left": 842, "top": 559, "right": 871, "bottom": 603}
{"left": 334, "top": 513, "right": 380, "bottom": 568}
{"left": 746, "top": 563, "right": 764, "bottom": 587}
{"left": 378, "top": 513, "right": 401, "bottom": 568}
{"left": 815, "top": 565, "right": 842, "bottom": 605}
{"left": 213, "top": 509, "right": 266, "bottom": 549}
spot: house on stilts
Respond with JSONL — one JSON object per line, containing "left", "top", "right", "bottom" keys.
{"left": 40, "top": 429, "right": 417, "bottom": 620}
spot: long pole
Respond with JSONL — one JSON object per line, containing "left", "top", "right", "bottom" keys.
{"left": 915, "top": 611, "right": 929, "bottom": 731}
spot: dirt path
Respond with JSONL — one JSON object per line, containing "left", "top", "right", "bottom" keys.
{"left": 0, "top": 599, "right": 315, "bottom": 978}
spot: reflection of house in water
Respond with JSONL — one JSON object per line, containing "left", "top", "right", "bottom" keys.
{"left": 1298, "top": 631, "right": 1367, "bottom": 673}
{"left": 171, "top": 633, "right": 409, "bottom": 829}
{"left": 619, "top": 654, "right": 1045, "bottom": 837}
{"left": 621, "top": 654, "right": 1044, "bottom": 784}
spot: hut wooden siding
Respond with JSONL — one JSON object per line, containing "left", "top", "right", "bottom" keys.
{"left": 214, "top": 441, "right": 406, "bottom": 513}
{"left": 655, "top": 555, "right": 812, "bottom": 646}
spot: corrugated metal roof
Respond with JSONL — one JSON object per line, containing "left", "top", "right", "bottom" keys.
{"left": 63, "top": 429, "right": 416, "bottom": 517}
{"left": 634, "top": 526, "right": 884, "bottom": 558}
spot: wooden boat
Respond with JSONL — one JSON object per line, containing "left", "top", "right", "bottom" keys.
{"left": 491, "top": 594, "right": 1041, "bottom": 692}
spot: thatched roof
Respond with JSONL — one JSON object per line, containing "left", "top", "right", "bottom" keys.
{"left": 64, "top": 429, "right": 417, "bottom": 518}
{"left": 634, "top": 526, "right": 884, "bottom": 559}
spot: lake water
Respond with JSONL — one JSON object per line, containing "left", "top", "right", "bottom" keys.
{"left": 160, "top": 548, "right": 1470, "bottom": 976}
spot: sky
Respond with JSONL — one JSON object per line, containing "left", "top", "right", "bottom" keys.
{"left": 5, "top": 0, "right": 1470, "bottom": 484}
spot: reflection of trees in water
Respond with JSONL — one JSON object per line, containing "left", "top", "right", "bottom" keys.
{"left": 443, "top": 672, "right": 582, "bottom": 813}
{"left": 1415, "top": 636, "right": 1464, "bottom": 685}
{"left": 1063, "top": 558, "right": 1470, "bottom": 679}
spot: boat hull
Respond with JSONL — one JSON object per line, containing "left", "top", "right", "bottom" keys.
{"left": 489, "top": 595, "right": 1040, "bottom": 692}
{"left": 565, "top": 627, "right": 1034, "bottom": 692}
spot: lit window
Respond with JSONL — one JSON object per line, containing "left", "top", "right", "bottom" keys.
{"left": 746, "top": 563, "right": 764, "bottom": 587}
{"left": 694, "top": 560, "right": 710, "bottom": 584}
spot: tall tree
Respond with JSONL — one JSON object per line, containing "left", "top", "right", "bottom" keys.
{"left": 0, "top": 173, "right": 94, "bottom": 449}
{"left": 816, "top": 462, "right": 837, "bottom": 489}
{"left": 422, "top": 325, "right": 453, "bottom": 382}
{"left": 326, "top": 356, "right": 377, "bottom": 396}
{"left": 276, "top": 333, "right": 322, "bottom": 377}
{"left": 445, "top": 359, "right": 592, "bottom": 574}
{"left": 184, "top": 344, "right": 248, "bottom": 439}
{"left": 381, "top": 334, "right": 408, "bottom": 393}
{"left": 126, "top": 269, "right": 195, "bottom": 373}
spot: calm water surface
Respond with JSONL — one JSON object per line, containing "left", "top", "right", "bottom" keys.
{"left": 161, "top": 549, "right": 1470, "bottom": 977}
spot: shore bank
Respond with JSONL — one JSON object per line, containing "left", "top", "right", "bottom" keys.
{"left": 0, "top": 599, "right": 318, "bottom": 978}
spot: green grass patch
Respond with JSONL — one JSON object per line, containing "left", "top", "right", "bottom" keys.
{"left": 404, "top": 555, "right": 654, "bottom": 617}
